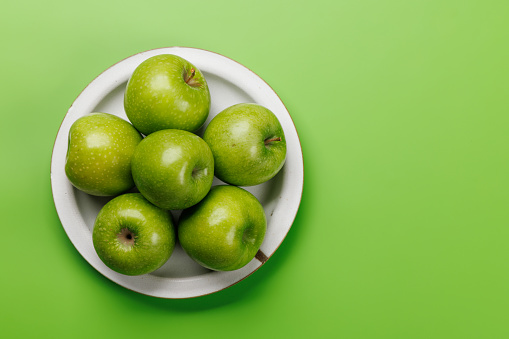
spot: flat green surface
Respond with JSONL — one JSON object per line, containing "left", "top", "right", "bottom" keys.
{"left": 2, "top": 0, "right": 509, "bottom": 337}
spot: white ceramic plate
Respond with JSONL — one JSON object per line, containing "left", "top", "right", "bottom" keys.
{"left": 51, "top": 47, "right": 304, "bottom": 298}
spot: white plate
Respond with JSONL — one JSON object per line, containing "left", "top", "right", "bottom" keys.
{"left": 51, "top": 47, "right": 304, "bottom": 298}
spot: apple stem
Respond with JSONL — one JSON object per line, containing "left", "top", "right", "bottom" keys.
{"left": 264, "top": 137, "right": 281, "bottom": 145}
{"left": 185, "top": 68, "right": 196, "bottom": 84}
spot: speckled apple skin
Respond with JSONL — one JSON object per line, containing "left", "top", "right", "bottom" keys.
{"left": 131, "top": 129, "right": 214, "bottom": 210}
{"left": 203, "top": 103, "right": 286, "bottom": 186}
{"left": 178, "top": 185, "right": 267, "bottom": 271}
{"left": 93, "top": 193, "right": 176, "bottom": 276}
{"left": 65, "top": 113, "right": 142, "bottom": 196}
{"left": 124, "top": 54, "right": 210, "bottom": 135}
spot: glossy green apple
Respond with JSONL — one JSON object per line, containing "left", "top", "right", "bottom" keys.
{"left": 124, "top": 54, "right": 210, "bottom": 135}
{"left": 178, "top": 185, "right": 267, "bottom": 271}
{"left": 203, "top": 103, "right": 286, "bottom": 186}
{"left": 92, "top": 193, "right": 176, "bottom": 276}
{"left": 131, "top": 129, "right": 214, "bottom": 210}
{"left": 65, "top": 112, "right": 142, "bottom": 196}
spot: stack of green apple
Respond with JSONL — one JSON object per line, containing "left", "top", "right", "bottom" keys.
{"left": 65, "top": 54, "right": 287, "bottom": 276}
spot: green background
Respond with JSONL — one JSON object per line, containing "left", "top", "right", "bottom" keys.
{"left": 2, "top": 0, "right": 509, "bottom": 337}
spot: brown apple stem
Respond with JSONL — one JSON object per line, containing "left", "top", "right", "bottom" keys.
{"left": 264, "top": 137, "right": 281, "bottom": 145}
{"left": 185, "top": 68, "right": 196, "bottom": 84}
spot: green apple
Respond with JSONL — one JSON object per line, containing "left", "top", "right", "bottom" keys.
{"left": 124, "top": 54, "right": 210, "bottom": 135}
{"left": 131, "top": 129, "right": 214, "bottom": 210}
{"left": 178, "top": 185, "right": 267, "bottom": 271}
{"left": 65, "top": 112, "right": 142, "bottom": 196}
{"left": 203, "top": 103, "right": 286, "bottom": 186}
{"left": 92, "top": 193, "right": 176, "bottom": 275}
